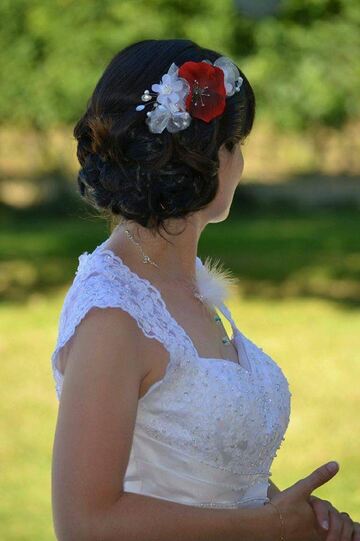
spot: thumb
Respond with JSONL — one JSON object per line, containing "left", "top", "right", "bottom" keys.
{"left": 291, "top": 461, "right": 339, "bottom": 497}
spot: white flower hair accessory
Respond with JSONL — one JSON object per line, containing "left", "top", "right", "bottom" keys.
{"left": 135, "top": 56, "right": 243, "bottom": 134}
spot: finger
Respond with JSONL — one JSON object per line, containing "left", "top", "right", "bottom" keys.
{"left": 295, "top": 461, "right": 340, "bottom": 497}
{"left": 352, "top": 522, "right": 360, "bottom": 541}
{"left": 340, "top": 514, "right": 354, "bottom": 541}
{"left": 310, "top": 499, "right": 331, "bottom": 531}
{"left": 326, "top": 509, "right": 344, "bottom": 541}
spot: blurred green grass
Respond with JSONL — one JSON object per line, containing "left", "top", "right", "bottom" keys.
{"left": 1, "top": 204, "right": 359, "bottom": 305}
{"left": 0, "top": 207, "right": 359, "bottom": 540}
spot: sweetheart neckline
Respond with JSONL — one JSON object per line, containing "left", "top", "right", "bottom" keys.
{"left": 197, "top": 327, "right": 253, "bottom": 374}
{"left": 89, "top": 241, "right": 253, "bottom": 376}
{"left": 197, "top": 341, "right": 252, "bottom": 376}
{"left": 138, "top": 349, "right": 253, "bottom": 403}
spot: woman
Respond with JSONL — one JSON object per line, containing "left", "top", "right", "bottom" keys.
{"left": 51, "top": 39, "right": 359, "bottom": 541}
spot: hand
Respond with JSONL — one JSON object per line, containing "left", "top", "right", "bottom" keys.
{"left": 264, "top": 461, "right": 341, "bottom": 541}
{"left": 309, "top": 494, "right": 360, "bottom": 541}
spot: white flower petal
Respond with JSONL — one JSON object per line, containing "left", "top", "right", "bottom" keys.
{"left": 169, "top": 93, "right": 180, "bottom": 103}
{"left": 157, "top": 94, "right": 170, "bottom": 106}
{"left": 168, "top": 101, "right": 181, "bottom": 114}
{"left": 167, "top": 62, "right": 179, "bottom": 77}
{"left": 178, "top": 77, "right": 191, "bottom": 94}
{"left": 162, "top": 73, "right": 172, "bottom": 85}
{"left": 214, "top": 56, "right": 241, "bottom": 96}
{"left": 225, "top": 82, "right": 233, "bottom": 94}
{"left": 146, "top": 108, "right": 171, "bottom": 134}
{"left": 172, "top": 80, "right": 185, "bottom": 91}
{"left": 166, "top": 111, "right": 192, "bottom": 133}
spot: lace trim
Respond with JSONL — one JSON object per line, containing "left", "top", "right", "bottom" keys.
{"left": 51, "top": 246, "right": 199, "bottom": 399}
{"left": 96, "top": 247, "right": 199, "bottom": 361}
{"left": 94, "top": 242, "right": 245, "bottom": 365}
{"left": 50, "top": 243, "right": 292, "bottom": 486}
{"left": 51, "top": 242, "right": 255, "bottom": 399}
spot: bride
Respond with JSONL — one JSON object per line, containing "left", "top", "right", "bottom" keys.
{"left": 51, "top": 38, "right": 359, "bottom": 541}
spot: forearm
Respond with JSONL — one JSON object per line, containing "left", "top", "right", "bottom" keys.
{"left": 267, "top": 478, "right": 282, "bottom": 499}
{"left": 89, "top": 490, "right": 277, "bottom": 541}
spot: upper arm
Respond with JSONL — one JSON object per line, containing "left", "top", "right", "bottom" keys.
{"left": 51, "top": 305, "right": 149, "bottom": 541}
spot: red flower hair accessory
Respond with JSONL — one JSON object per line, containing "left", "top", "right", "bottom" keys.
{"left": 135, "top": 56, "right": 243, "bottom": 134}
{"left": 178, "top": 60, "right": 226, "bottom": 123}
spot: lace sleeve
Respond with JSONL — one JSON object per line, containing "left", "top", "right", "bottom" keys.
{"left": 50, "top": 253, "right": 181, "bottom": 401}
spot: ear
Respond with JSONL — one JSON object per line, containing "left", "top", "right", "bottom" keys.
{"left": 219, "top": 142, "right": 227, "bottom": 152}
{"left": 219, "top": 142, "right": 230, "bottom": 159}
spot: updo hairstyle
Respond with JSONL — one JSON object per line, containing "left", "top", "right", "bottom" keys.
{"left": 73, "top": 38, "right": 256, "bottom": 237}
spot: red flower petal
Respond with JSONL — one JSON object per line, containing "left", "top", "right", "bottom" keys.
{"left": 178, "top": 61, "right": 226, "bottom": 123}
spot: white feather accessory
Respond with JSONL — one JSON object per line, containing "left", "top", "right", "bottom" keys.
{"left": 195, "top": 256, "right": 239, "bottom": 309}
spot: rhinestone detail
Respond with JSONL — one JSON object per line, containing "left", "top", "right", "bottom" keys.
{"left": 51, "top": 241, "right": 292, "bottom": 486}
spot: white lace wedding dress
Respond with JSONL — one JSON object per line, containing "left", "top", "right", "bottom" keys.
{"left": 51, "top": 237, "right": 292, "bottom": 510}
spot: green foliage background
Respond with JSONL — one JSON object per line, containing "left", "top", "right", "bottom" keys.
{"left": 1, "top": 2, "right": 359, "bottom": 539}
{"left": 1, "top": 0, "right": 359, "bottom": 132}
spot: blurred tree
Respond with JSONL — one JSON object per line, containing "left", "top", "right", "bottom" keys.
{"left": 234, "top": 0, "right": 282, "bottom": 18}
{"left": 244, "top": 0, "right": 360, "bottom": 132}
{"left": 0, "top": 0, "right": 238, "bottom": 129}
{"left": 0, "top": 0, "right": 359, "bottom": 138}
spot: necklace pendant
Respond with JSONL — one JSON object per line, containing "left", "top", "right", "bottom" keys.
{"left": 143, "top": 255, "right": 151, "bottom": 263}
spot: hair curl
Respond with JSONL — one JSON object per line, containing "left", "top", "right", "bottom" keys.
{"left": 73, "top": 38, "right": 256, "bottom": 237}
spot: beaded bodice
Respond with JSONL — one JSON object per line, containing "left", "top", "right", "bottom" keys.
{"left": 51, "top": 238, "right": 292, "bottom": 508}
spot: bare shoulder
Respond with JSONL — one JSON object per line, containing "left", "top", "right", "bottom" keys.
{"left": 51, "top": 305, "right": 153, "bottom": 540}
{"left": 58, "top": 305, "right": 150, "bottom": 381}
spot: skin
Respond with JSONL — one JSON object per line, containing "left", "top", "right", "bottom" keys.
{"left": 107, "top": 140, "right": 359, "bottom": 540}
{"left": 269, "top": 479, "right": 360, "bottom": 539}
{"left": 107, "top": 141, "right": 245, "bottom": 286}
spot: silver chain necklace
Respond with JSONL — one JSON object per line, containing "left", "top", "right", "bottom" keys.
{"left": 123, "top": 226, "right": 232, "bottom": 348}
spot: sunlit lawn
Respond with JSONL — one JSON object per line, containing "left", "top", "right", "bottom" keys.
{"left": 0, "top": 207, "right": 359, "bottom": 540}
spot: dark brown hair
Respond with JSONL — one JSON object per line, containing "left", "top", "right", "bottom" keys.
{"left": 73, "top": 38, "right": 256, "bottom": 236}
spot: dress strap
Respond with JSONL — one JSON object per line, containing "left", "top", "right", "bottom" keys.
{"left": 51, "top": 245, "right": 197, "bottom": 400}
{"left": 216, "top": 300, "right": 253, "bottom": 370}
{"left": 216, "top": 301, "right": 238, "bottom": 334}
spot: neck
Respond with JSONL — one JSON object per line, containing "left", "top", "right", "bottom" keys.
{"left": 110, "top": 216, "right": 207, "bottom": 284}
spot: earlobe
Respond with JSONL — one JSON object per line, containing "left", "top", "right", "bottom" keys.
{"left": 219, "top": 143, "right": 231, "bottom": 161}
